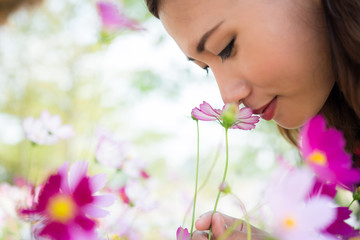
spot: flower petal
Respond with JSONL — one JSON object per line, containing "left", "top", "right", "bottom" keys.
{"left": 301, "top": 196, "right": 336, "bottom": 231}
{"left": 325, "top": 207, "right": 358, "bottom": 237}
{"left": 82, "top": 204, "right": 110, "bottom": 218}
{"left": 39, "top": 221, "right": 70, "bottom": 240}
{"left": 68, "top": 160, "right": 88, "bottom": 192}
{"left": 92, "top": 194, "right": 116, "bottom": 207}
{"left": 237, "top": 107, "right": 253, "bottom": 118}
{"left": 89, "top": 173, "right": 107, "bottom": 193}
{"left": 21, "top": 174, "right": 61, "bottom": 214}
{"left": 191, "top": 107, "right": 217, "bottom": 121}
{"left": 73, "top": 178, "right": 94, "bottom": 206}
{"left": 58, "top": 161, "right": 70, "bottom": 194}
{"left": 199, "top": 101, "right": 220, "bottom": 117}
{"left": 74, "top": 215, "right": 96, "bottom": 231}
{"left": 176, "top": 226, "right": 190, "bottom": 240}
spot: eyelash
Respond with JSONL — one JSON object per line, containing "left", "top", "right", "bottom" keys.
{"left": 203, "top": 66, "right": 209, "bottom": 74}
{"left": 218, "top": 38, "right": 235, "bottom": 61}
{"left": 200, "top": 38, "right": 236, "bottom": 73}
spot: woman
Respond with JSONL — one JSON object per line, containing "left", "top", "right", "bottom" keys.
{"left": 145, "top": 0, "right": 360, "bottom": 239}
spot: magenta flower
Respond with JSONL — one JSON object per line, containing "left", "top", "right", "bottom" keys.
{"left": 324, "top": 207, "right": 359, "bottom": 238}
{"left": 308, "top": 179, "right": 337, "bottom": 199}
{"left": 97, "top": 1, "right": 144, "bottom": 31}
{"left": 191, "top": 101, "right": 259, "bottom": 130}
{"left": 307, "top": 179, "right": 358, "bottom": 238}
{"left": 119, "top": 186, "right": 131, "bottom": 205}
{"left": 23, "top": 110, "right": 74, "bottom": 145}
{"left": 299, "top": 115, "right": 360, "bottom": 190}
{"left": 20, "top": 161, "right": 115, "bottom": 240}
{"left": 176, "top": 226, "right": 190, "bottom": 240}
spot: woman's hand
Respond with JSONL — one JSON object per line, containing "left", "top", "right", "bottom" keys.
{"left": 191, "top": 211, "right": 268, "bottom": 240}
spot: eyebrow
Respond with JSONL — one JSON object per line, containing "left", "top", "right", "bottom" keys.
{"left": 187, "top": 21, "right": 224, "bottom": 61}
{"left": 197, "top": 21, "right": 224, "bottom": 53}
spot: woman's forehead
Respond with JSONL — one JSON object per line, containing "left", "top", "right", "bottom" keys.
{"left": 159, "top": 0, "right": 233, "bottom": 54}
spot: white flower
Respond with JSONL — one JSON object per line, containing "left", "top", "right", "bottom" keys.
{"left": 23, "top": 110, "right": 74, "bottom": 145}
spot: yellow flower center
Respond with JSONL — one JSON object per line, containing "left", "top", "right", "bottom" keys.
{"left": 47, "top": 194, "right": 76, "bottom": 223}
{"left": 283, "top": 215, "right": 297, "bottom": 230}
{"left": 308, "top": 150, "right": 327, "bottom": 166}
{"left": 110, "top": 235, "right": 128, "bottom": 240}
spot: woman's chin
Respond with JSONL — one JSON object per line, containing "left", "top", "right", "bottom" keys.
{"left": 274, "top": 117, "right": 305, "bottom": 129}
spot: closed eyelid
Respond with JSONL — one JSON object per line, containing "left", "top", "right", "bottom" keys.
{"left": 218, "top": 38, "right": 236, "bottom": 61}
{"left": 196, "top": 21, "right": 224, "bottom": 53}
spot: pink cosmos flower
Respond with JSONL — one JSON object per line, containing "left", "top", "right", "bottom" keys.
{"left": 119, "top": 186, "right": 131, "bottom": 205}
{"left": 95, "top": 127, "right": 131, "bottom": 169}
{"left": 265, "top": 167, "right": 337, "bottom": 240}
{"left": 299, "top": 115, "right": 360, "bottom": 190}
{"left": 324, "top": 207, "right": 359, "bottom": 238}
{"left": 122, "top": 157, "right": 150, "bottom": 179}
{"left": 97, "top": 1, "right": 144, "bottom": 31}
{"left": 23, "top": 110, "right": 74, "bottom": 145}
{"left": 118, "top": 181, "right": 157, "bottom": 211}
{"left": 20, "top": 161, "right": 115, "bottom": 240}
{"left": 308, "top": 179, "right": 358, "bottom": 238}
{"left": 176, "top": 226, "right": 190, "bottom": 240}
{"left": 191, "top": 101, "right": 259, "bottom": 130}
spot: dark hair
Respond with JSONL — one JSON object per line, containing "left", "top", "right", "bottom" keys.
{"left": 145, "top": 0, "right": 360, "bottom": 153}
{"left": 279, "top": 0, "right": 360, "bottom": 153}
{"left": 0, "top": 0, "right": 41, "bottom": 24}
{"left": 145, "top": 0, "right": 160, "bottom": 19}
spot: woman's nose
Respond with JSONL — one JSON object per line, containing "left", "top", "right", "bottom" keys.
{"left": 216, "top": 78, "right": 251, "bottom": 105}
{"left": 209, "top": 60, "right": 251, "bottom": 105}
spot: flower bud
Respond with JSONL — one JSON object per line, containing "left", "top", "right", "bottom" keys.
{"left": 191, "top": 111, "right": 198, "bottom": 121}
{"left": 353, "top": 186, "right": 360, "bottom": 201}
{"left": 221, "top": 103, "right": 238, "bottom": 128}
{"left": 219, "top": 181, "right": 231, "bottom": 194}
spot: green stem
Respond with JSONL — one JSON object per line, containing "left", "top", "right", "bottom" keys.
{"left": 182, "top": 139, "right": 222, "bottom": 225}
{"left": 348, "top": 199, "right": 356, "bottom": 208}
{"left": 190, "top": 120, "right": 200, "bottom": 237}
{"left": 209, "top": 128, "right": 229, "bottom": 240}
{"left": 217, "top": 219, "right": 245, "bottom": 240}
{"left": 231, "top": 193, "right": 252, "bottom": 240}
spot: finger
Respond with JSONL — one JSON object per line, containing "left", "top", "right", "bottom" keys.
{"left": 191, "top": 231, "right": 216, "bottom": 240}
{"left": 195, "top": 211, "right": 213, "bottom": 231}
{"left": 219, "top": 213, "right": 264, "bottom": 234}
{"left": 211, "top": 212, "right": 227, "bottom": 237}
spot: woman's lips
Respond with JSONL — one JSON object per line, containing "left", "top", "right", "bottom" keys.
{"left": 252, "top": 97, "right": 278, "bottom": 121}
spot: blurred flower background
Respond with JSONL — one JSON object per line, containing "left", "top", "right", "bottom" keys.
{"left": 2, "top": 0, "right": 353, "bottom": 239}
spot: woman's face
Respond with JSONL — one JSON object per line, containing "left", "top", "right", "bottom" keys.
{"left": 159, "top": 0, "right": 335, "bottom": 129}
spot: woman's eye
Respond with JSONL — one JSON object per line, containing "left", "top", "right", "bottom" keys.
{"left": 218, "top": 38, "right": 235, "bottom": 61}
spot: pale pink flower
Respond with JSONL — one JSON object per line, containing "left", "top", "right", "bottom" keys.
{"left": 122, "top": 157, "right": 150, "bottom": 179}
{"left": 95, "top": 128, "right": 131, "bottom": 169}
{"left": 191, "top": 101, "right": 259, "bottom": 130}
{"left": 23, "top": 110, "right": 74, "bottom": 145}
{"left": 96, "top": 1, "right": 144, "bottom": 31}
{"left": 118, "top": 181, "right": 157, "bottom": 211}
{"left": 265, "top": 167, "right": 337, "bottom": 240}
